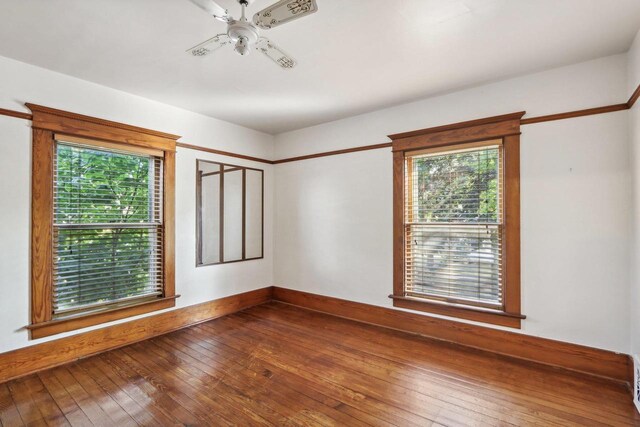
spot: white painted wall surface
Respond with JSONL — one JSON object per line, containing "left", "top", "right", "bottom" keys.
{"left": 275, "top": 54, "right": 633, "bottom": 353}
{"left": 0, "top": 50, "right": 635, "bottom": 356}
{"left": 628, "top": 30, "right": 640, "bottom": 357}
{"left": 0, "top": 56, "right": 275, "bottom": 353}
{"left": 275, "top": 55, "right": 627, "bottom": 158}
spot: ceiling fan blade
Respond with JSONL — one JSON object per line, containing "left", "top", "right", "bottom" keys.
{"left": 255, "top": 38, "right": 296, "bottom": 69}
{"left": 187, "top": 34, "right": 232, "bottom": 57}
{"left": 253, "top": 0, "right": 318, "bottom": 29}
{"left": 187, "top": 0, "right": 233, "bottom": 22}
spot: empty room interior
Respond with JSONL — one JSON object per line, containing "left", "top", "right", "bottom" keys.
{"left": 2, "top": 0, "right": 640, "bottom": 425}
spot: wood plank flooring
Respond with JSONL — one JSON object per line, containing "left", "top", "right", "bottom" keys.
{"left": 1, "top": 302, "right": 638, "bottom": 426}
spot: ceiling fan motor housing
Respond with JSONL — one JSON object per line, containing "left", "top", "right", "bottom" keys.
{"left": 228, "top": 21, "right": 259, "bottom": 43}
{"left": 228, "top": 20, "right": 259, "bottom": 55}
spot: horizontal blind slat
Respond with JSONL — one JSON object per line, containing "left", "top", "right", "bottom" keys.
{"left": 54, "top": 282, "right": 164, "bottom": 300}
{"left": 407, "top": 288, "right": 502, "bottom": 299}
{"left": 54, "top": 285, "right": 163, "bottom": 304}
{"left": 54, "top": 268, "right": 164, "bottom": 288}
{"left": 52, "top": 142, "right": 164, "bottom": 315}
{"left": 404, "top": 145, "right": 503, "bottom": 307}
{"left": 53, "top": 293, "right": 163, "bottom": 314}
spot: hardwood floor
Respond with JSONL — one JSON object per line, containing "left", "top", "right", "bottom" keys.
{"left": 1, "top": 302, "right": 638, "bottom": 426}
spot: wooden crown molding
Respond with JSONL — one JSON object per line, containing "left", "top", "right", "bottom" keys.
{"left": 272, "top": 142, "right": 393, "bottom": 164}
{"left": 0, "top": 107, "right": 32, "bottom": 121}
{"left": 628, "top": 84, "right": 640, "bottom": 109}
{"left": 271, "top": 287, "right": 631, "bottom": 387}
{"left": 390, "top": 112, "right": 524, "bottom": 154}
{"left": 26, "top": 103, "right": 181, "bottom": 141}
{"left": 521, "top": 103, "right": 629, "bottom": 125}
{"left": 177, "top": 142, "right": 275, "bottom": 165}
{"left": 27, "top": 103, "right": 179, "bottom": 153}
{"left": 0, "top": 287, "right": 273, "bottom": 384}
{"left": 388, "top": 111, "right": 527, "bottom": 141}
{"left": 1, "top": 82, "right": 639, "bottom": 164}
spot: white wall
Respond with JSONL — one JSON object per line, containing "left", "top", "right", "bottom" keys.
{"left": 0, "top": 56, "right": 275, "bottom": 353}
{"left": 0, "top": 49, "right": 636, "bottom": 356}
{"left": 629, "top": 30, "right": 640, "bottom": 357}
{"left": 274, "top": 54, "right": 633, "bottom": 354}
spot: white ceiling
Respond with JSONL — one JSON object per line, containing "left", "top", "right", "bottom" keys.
{"left": 0, "top": 0, "right": 639, "bottom": 134}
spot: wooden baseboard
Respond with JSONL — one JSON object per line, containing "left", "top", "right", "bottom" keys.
{"left": 272, "top": 287, "right": 631, "bottom": 387}
{"left": 1, "top": 285, "right": 632, "bottom": 391}
{"left": 0, "top": 287, "right": 273, "bottom": 384}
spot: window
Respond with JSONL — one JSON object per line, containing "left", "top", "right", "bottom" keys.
{"left": 389, "top": 113, "right": 524, "bottom": 328}
{"left": 53, "top": 141, "right": 164, "bottom": 315}
{"left": 28, "top": 104, "right": 178, "bottom": 338}
{"left": 196, "top": 160, "right": 264, "bottom": 266}
{"left": 405, "top": 141, "right": 503, "bottom": 308}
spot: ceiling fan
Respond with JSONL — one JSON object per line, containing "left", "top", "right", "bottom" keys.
{"left": 186, "top": 0, "right": 318, "bottom": 69}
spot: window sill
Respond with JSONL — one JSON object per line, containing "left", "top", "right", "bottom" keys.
{"left": 389, "top": 295, "right": 524, "bottom": 328}
{"left": 27, "top": 295, "right": 180, "bottom": 339}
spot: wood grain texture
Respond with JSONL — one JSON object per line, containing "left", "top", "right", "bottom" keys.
{"left": 628, "top": 83, "right": 640, "bottom": 108}
{"left": 392, "top": 151, "right": 405, "bottom": 298}
{"left": 388, "top": 111, "right": 526, "bottom": 140}
{"left": 391, "top": 119, "right": 523, "bottom": 153}
{"left": 31, "top": 128, "right": 54, "bottom": 325}
{"left": 0, "top": 107, "right": 32, "bottom": 121}
{"left": 26, "top": 103, "right": 180, "bottom": 141}
{"left": 1, "top": 302, "right": 638, "bottom": 426}
{"left": 163, "top": 150, "right": 176, "bottom": 299}
{"left": 2, "top": 86, "right": 638, "bottom": 166}
{"left": 273, "top": 142, "right": 393, "bottom": 164}
{"left": 28, "top": 108, "right": 179, "bottom": 338}
{"left": 242, "top": 168, "right": 247, "bottom": 260}
{"left": 503, "top": 133, "right": 522, "bottom": 317}
{"left": 392, "top": 114, "right": 523, "bottom": 327}
{"left": 0, "top": 287, "right": 273, "bottom": 384}
{"left": 521, "top": 103, "right": 629, "bottom": 125}
{"left": 196, "top": 160, "right": 265, "bottom": 267}
{"left": 27, "top": 105, "right": 178, "bottom": 154}
{"left": 196, "top": 169, "right": 204, "bottom": 266}
{"left": 391, "top": 296, "right": 523, "bottom": 328}
{"left": 272, "top": 287, "right": 631, "bottom": 386}
{"left": 27, "top": 297, "right": 179, "bottom": 339}
{"left": 177, "top": 142, "right": 275, "bottom": 164}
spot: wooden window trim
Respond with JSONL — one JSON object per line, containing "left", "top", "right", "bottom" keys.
{"left": 54, "top": 134, "right": 165, "bottom": 158}
{"left": 28, "top": 104, "right": 180, "bottom": 339}
{"left": 195, "top": 159, "right": 265, "bottom": 267}
{"left": 389, "top": 112, "right": 526, "bottom": 328}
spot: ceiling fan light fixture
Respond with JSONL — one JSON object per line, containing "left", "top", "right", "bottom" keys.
{"left": 235, "top": 37, "right": 251, "bottom": 56}
{"left": 187, "top": 0, "right": 318, "bottom": 68}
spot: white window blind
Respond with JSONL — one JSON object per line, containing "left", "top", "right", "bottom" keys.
{"left": 53, "top": 140, "right": 164, "bottom": 316}
{"left": 404, "top": 142, "right": 503, "bottom": 308}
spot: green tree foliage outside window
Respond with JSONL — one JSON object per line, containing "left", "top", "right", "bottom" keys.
{"left": 407, "top": 147, "right": 502, "bottom": 306}
{"left": 53, "top": 143, "right": 163, "bottom": 314}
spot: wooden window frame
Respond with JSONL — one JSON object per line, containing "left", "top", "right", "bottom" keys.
{"left": 196, "top": 159, "right": 264, "bottom": 267}
{"left": 388, "top": 112, "right": 526, "bottom": 328}
{"left": 26, "top": 104, "right": 180, "bottom": 339}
